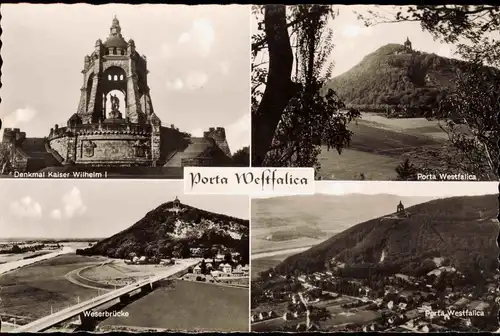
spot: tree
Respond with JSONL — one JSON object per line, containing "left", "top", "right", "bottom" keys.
{"left": 224, "top": 252, "right": 232, "bottom": 264}
{"left": 200, "top": 259, "right": 207, "bottom": 275}
{"left": 180, "top": 244, "right": 191, "bottom": 259}
{"left": 395, "top": 158, "right": 418, "bottom": 181}
{"left": 252, "top": 5, "right": 360, "bottom": 170}
{"left": 232, "top": 146, "right": 250, "bottom": 167}
{"left": 11, "top": 245, "right": 21, "bottom": 254}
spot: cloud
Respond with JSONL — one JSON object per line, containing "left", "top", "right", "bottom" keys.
{"left": 178, "top": 18, "right": 215, "bottom": 57}
{"left": 225, "top": 112, "right": 250, "bottom": 153}
{"left": 3, "top": 107, "right": 37, "bottom": 128}
{"left": 220, "top": 61, "right": 231, "bottom": 75}
{"left": 62, "top": 187, "right": 87, "bottom": 218}
{"left": 166, "top": 78, "right": 184, "bottom": 91}
{"left": 185, "top": 71, "right": 209, "bottom": 89}
{"left": 50, "top": 209, "right": 62, "bottom": 220}
{"left": 10, "top": 196, "right": 42, "bottom": 219}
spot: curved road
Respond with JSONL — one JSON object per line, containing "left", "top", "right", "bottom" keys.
{"left": 13, "top": 259, "right": 201, "bottom": 333}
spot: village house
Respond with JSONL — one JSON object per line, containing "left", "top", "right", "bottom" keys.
{"left": 258, "top": 312, "right": 269, "bottom": 320}
{"left": 193, "top": 264, "right": 202, "bottom": 274}
{"left": 221, "top": 263, "right": 232, "bottom": 274}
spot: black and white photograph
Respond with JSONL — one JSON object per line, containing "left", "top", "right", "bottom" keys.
{"left": 0, "top": 180, "right": 250, "bottom": 332}
{"left": 251, "top": 181, "right": 499, "bottom": 332}
{"left": 251, "top": 5, "right": 499, "bottom": 181}
{"left": 0, "top": 4, "right": 251, "bottom": 179}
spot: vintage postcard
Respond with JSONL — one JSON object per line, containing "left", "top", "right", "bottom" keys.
{"left": 251, "top": 5, "right": 499, "bottom": 181}
{"left": 251, "top": 181, "right": 499, "bottom": 332}
{"left": 0, "top": 4, "right": 250, "bottom": 179}
{"left": 0, "top": 179, "right": 250, "bottom": 332}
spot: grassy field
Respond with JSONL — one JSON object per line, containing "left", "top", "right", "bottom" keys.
{"left": 0, "top": 254, "right": 106, "bottom": 321}
{"left": 317, "top": 115, "right": 448, "bottom": 180}
{"left": 100, "top": 280, "right": 249, "bottom": 332}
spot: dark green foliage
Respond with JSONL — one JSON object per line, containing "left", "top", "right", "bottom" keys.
{"left": 232, "top": 146, "right": 250, "bottom": 167}
{"left": 77, "top": 201, "right": 249, "bottom": 263}
{"left": 272, "top": 194, "right": 498, "bottom": 278}
{"left": 395, "top": 158, "right": 418, "bottom": 181}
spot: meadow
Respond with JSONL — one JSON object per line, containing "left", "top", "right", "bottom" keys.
{"left": 0, "top": 254, "right": 107, "bottom": 321}
{"left": 100, "top": 280, "right": 249, "bottom": 332}
{"left": 316, "top": 114, "right": 449, "bottom": 180}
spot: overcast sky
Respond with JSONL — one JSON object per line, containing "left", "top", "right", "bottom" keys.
{"left": 0, "top": 4, "right": 250, "bottom": 152}
{"left": 255, "top": 181, "right": 498, "bottom": 199}
{"left": 251, "top": 5, "right": 499, "bottom": 78}
{"left": 0, "top": 180, "right": 249, "bottom": 239}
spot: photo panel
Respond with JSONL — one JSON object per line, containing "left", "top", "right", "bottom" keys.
{"left": 0, "top": 179, "right": 250, "bottom": 332}
{"left": 251, "top": 5, "right": 499, "bottom": 181}
{"left": 251, "top": 181, "right": 499, "bottom": 332}
{"left": 0, "top": 3, "right": 251, "bottom": 179}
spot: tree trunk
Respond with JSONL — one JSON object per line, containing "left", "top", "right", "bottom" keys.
{"left": 252, "top": 5, "right": 301, "bottom": 166}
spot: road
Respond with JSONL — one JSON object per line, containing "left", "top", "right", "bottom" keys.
{"left": 252, "top": 246, "right": 313, "bottom": 260}
{"left": 0, "top": 247, "right": 74, "bottom": 276}
{"left": 13, "top": 258, "right": 200, "bottom": 333}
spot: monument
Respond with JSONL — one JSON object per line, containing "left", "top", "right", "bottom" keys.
{"left": 2, "top": 17, "right": 233, "bottom": 175}
{"left": 397, "top": 201, "right": 405, "bottom": 215}
{"left": 403, "top": 37, "right": 412, "bottom": 53}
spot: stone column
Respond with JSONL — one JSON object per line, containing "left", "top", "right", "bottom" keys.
{"left": 126, "top": 58, "right": 144, "bottom": 123}
{"left": 85, "top": 75, "right": 101, "bottom": 123}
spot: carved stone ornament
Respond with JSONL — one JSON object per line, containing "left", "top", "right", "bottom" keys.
{"left": 83, "top": 140, "right": 97, "bottom": 158}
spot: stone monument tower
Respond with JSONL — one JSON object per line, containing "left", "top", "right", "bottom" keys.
{"left": 76, "top": 16, "right": 154, "bottom": 124}
{"left": 403, "top": 37, "right": 412, "bottom": 52}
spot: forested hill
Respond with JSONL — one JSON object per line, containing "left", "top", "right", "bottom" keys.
{"left": 326, "top": 43, "right": 499, "bottom": 113}
{"left": 273, "top": 194, "right": 498, "bottom": 278}
{"left": 77, "top": 200, "right": 249, "bottom": 261}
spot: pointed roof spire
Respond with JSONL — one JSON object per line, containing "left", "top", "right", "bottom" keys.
{"left": 105, "top": 15, "right": 127, "bottom": 48}
{"left": 110, "top": 15, "right": 122, "bottom": 36}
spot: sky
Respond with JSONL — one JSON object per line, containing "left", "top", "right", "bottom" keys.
{"left": 0, "top": 4, "right": 251, "bottom": 153}
{"left": 328, "top": 5, "right": 466, "bottom": 77}
{"left": 0, "top": 180, "right": 249, "bottom": 239}
{"left": 255, "top": 181, "right": 498, "bottom": 199}
{"left": 251, "top": 5, "right": 499, "bottom": 78}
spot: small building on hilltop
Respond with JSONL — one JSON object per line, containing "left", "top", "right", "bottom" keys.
{"left": 397, "top": 201, "right": 405, "bottom": 214}
{"left": 404, "top": 37, "right": 412, "bottom": 52}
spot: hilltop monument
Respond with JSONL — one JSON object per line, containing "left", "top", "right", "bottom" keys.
{"left": 2, "top": 17, "right": 233, "bottom": 174}
{"left": 403, "top": 37, "right": 412, "bottom": 52}
{"left": 397, "top": 201, "right": 405, "bottom": 215}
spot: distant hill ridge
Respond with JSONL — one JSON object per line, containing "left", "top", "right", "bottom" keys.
{"left": 273, "top": 194, "right": 498, "bottom": 277}
{"left": 326, "top": 43, "right": 500, "bottom": 114}
{"left": 78, "top": 199, "right": 249, "bottom": 260}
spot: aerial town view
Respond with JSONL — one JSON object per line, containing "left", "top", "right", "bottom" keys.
{"left": 251, "top": 182, "right": 499, "bottom": 332}
{"left": 0, "top": 4, "right": 251, "bottom": 178}
{"left": 0, "top": 179, "right": 250, "bottom": 332}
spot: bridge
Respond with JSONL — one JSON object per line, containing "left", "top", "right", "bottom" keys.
{"left": 13, "top": 259, "right": 200, "bottom": 333}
